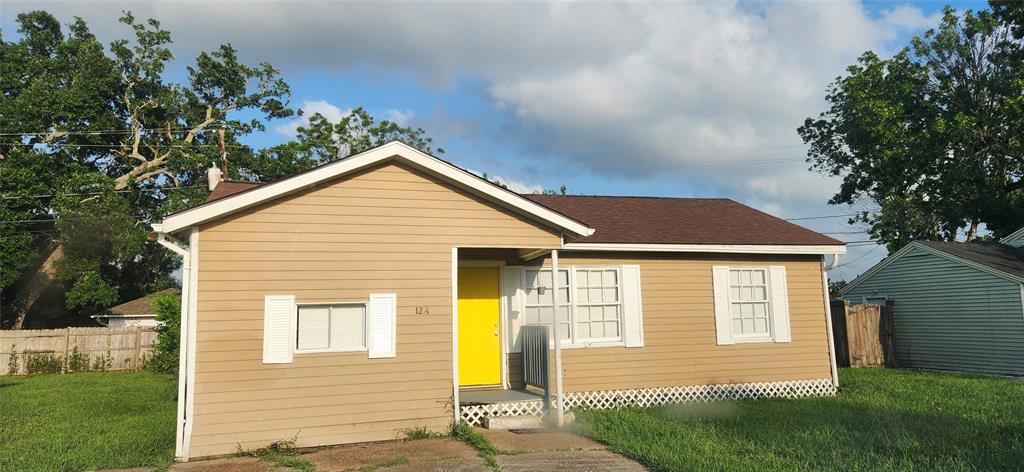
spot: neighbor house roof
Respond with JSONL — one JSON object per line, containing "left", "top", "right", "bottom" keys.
{"left": 839, "top": 240, "right": 1024, "bottom": 296}
{"left": 525, "top": 195, "right": 843, "bottom": 247}
{"left": 106, "top": 288, "right": 179, "bottom": 317}
{"left": 916, "top": 241, "right": 1024, "bottom": 280}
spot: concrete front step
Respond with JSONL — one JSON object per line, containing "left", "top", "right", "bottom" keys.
{"left": 481, "top": 414, "right": 545, "bottom": 430}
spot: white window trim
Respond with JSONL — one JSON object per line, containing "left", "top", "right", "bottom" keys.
{"left": 726, "top": 267, "right": 774, "bottom": 343}
{"left": 523, "top": 266, "right": 627, "bottom": 349}
{"left": 716, "top": 266, "right": 792, "bottom": 345}
{"left": 294, "top": 301, "right": 369, "bottom": 354}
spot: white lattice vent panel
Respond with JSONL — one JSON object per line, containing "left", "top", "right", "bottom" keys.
{"left": 460, "top": 400, "right": 545, "bottom": 426}
{"left": 457, "top": 379, "right": 834, "bottom": 425}
{"left": 563, "top": 379, "right": 836, "bottom": 410}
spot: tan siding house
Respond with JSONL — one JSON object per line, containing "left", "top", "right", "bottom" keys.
{"left": 154, "top": 142, "right": 845, "bottom": 460}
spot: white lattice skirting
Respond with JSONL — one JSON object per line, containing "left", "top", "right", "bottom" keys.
{"left": 459, "top": 379, "right": 835, "bottom": 425}
{"left": 460, "top": 399, "right": 546, "bottom": 426}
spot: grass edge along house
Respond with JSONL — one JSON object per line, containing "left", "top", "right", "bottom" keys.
{"left": 152, "top": 141, "right": 846, "bottom": 460}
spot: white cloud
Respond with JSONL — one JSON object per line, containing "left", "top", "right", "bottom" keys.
{"left": 468, "top": 169, "right": 544, "bottom": 194}
{"left": 274, "top": 100, "right": 349, "bottom": 137}
{"left": 4, "top": 0, "right": 939, "bottom": 275}
{"left": 386, "top": 109, "right": 415, "bottom": 127}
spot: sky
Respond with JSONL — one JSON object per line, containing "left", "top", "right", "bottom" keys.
{"left": 1, "top": 0, "right": 993, "bottom": 281}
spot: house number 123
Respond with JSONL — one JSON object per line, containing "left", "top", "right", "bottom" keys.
{"left": 416, "top": 306, "right": 430, "bottom": 315}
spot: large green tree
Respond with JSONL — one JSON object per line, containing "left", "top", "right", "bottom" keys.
{"left": 0, "top": 11, "right": 437, "bottom": 328}
{"left": 799, "top": 4, "right": 1024, "bottom": 252}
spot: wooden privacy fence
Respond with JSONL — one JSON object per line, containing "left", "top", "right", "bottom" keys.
{"left": 830, "top": 300, "right": 896, "bottom": 368}
{"left": 0, "top": 327, "right": 157, "bottom": 375}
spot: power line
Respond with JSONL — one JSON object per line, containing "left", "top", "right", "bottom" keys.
{"left": 0, "top": 126, "right": 250, "bottom": 137}
{"left": 0, "top": 185, "right": 204, "bottom": 201}
{"left": 786, "top": 213, "right": 861, "bottom": 221}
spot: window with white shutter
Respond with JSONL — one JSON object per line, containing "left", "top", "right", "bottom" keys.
{"left": 295, "top": 303, "right": 367, "bottom": 353}
{"left": 712, "top": 266, "right": 791, "bottom": 344}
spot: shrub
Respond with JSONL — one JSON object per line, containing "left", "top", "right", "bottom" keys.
{"left": 66, "top": 346, "right": 90, "bottom": 373}
{"left": 7, "top": 345, "right": 17, "bottom": 375}
{"left": 148, "top": 292, "right": 181, "bottom": 373}
{"left": 24, "top": 353, "right": 62, "bottom": 375}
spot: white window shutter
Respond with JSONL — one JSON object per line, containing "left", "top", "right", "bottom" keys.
{"left": 263, "top": 295, "right": 295, "bottom": 363}
{"left": 621, "top": 265, "right": 645, "bottom": 347}
{"left": 368, "top": 293, "right": 397, "bottom": 358}
{"left": 712, "top": 266, "right": 734, "bottom": 345}
{"left": 503, "top": 266, "right": 525, "bottom": 353}
{"left": 769, "top": 266, "right": 792, "bottom": 343}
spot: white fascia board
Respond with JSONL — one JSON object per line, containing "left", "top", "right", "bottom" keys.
{"left": 562, "top": 242, "right": 847, "bottom": 255}
{"left": 158, "top": 141, "right": 593, "bottom": 237}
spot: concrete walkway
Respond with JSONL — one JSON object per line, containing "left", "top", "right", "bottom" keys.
{"left": 124, "top": 428, "right": 646, "bottom": 472}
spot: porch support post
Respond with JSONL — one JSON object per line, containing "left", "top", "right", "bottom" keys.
{"left": 822, "top": 254, "right": 840, "bottom": 388}
{"left": 551, "top": 249, "right": 565, "bottom": 426}
{"left": 451, "top": 247, "right": 461, "bottom": 424}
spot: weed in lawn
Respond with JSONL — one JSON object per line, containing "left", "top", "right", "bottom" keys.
{"left": 401, "top": 426, "right": 446, "bottom": 440}
{"left": 451, "top": 421, "right": 501, "bottom": 471}
{"left": 350, "top": 455, "right": 410, "bottom": 472}
{"left": 237, "top": 437, "right": 322, "bottom": 471}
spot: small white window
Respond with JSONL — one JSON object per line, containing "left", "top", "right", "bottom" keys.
{"left": 713, "top": 266, "right": 791, "bottom": 345}
{"left": 574, "top": 268, "right": 622, "bottom": 342}
{"left": 296, "top": 303, "right": 367, "bottom": 353}
{"left": 728, "top": 268, "right": 771, "bottom": 338}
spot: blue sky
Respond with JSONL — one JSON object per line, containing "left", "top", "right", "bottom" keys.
{"left": 1, "top": 0, "right": 992, "bottom": 280}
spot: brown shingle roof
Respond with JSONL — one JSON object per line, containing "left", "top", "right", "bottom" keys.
{"left": 524, "top": 195, "right": 843, "bottom": 246}
{"left": 916, "top": 241, "right": 1024, "bottom": 279}
{"left": 108, "top": 288, "right": 180, "bottom": 316}
{"left": 207, "top": 181, "right": 262, "bottom": 202}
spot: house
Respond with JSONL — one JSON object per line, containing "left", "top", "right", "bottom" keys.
{"left": 839, "top": 238, "right": 1024, "bottom": 377}
{"left": 151, "top": 141, "right": 846, "bottom": 460}
{"left": 91, "top": 288, "right": 177, "bottom": 328}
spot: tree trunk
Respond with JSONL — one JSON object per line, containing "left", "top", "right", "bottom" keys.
{"left": 966, "top": 220, "right": 979, "bottom": 241}
{"left": 9, "top": 244, "right": 63, "bottom": 330}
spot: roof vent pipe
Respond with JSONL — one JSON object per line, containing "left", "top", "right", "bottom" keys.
{"left": 207, "top": 164, "right": 223, "bottom": 192}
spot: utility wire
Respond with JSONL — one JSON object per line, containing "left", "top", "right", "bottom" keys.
{"left": 0, "top": 185, "right": 203, "bottom": 201}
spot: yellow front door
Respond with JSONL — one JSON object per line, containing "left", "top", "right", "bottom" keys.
{"left": 458, "top": 266, "right": 502, "bottom": 386}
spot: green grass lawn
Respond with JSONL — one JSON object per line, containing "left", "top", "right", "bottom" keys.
{"left": 0, "top": 371, "right": 177, "bottom": 472}
{"left": 574, "top": 368, "right": 1024, "bottom": 471}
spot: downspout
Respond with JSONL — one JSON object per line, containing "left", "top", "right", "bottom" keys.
{"left": 152, "top": 224, "right": 191, "bottom": 460}
{"left": 551, "top": 249, "right": 565, "bottom": 426}
{"left": 821, "top": 254, "right": 840, "bottom": 388}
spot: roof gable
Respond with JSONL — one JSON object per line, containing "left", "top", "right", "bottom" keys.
{"left": 839, "top": 241, "right": 1024, "bottom": 296}
{"left": 157, "top": 142, "right": 594, "bottom": 236}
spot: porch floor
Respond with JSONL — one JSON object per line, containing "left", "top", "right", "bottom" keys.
{"left": 459, "top": 388, "right": 544, "bottom": 405}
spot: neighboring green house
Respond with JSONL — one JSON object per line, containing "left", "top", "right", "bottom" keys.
{"left": 839, "top": 236, "right": 1024, "bottom": 376}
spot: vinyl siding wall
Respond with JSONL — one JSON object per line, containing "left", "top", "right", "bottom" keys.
{"left": 843, "top": 246, "right": 1024, "bottom": 376}
{"left": 508, "top": 253, "right": 834, "bottom": 392}
{"left": 190, "top": 161, "right": 560, "bottom": 458}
